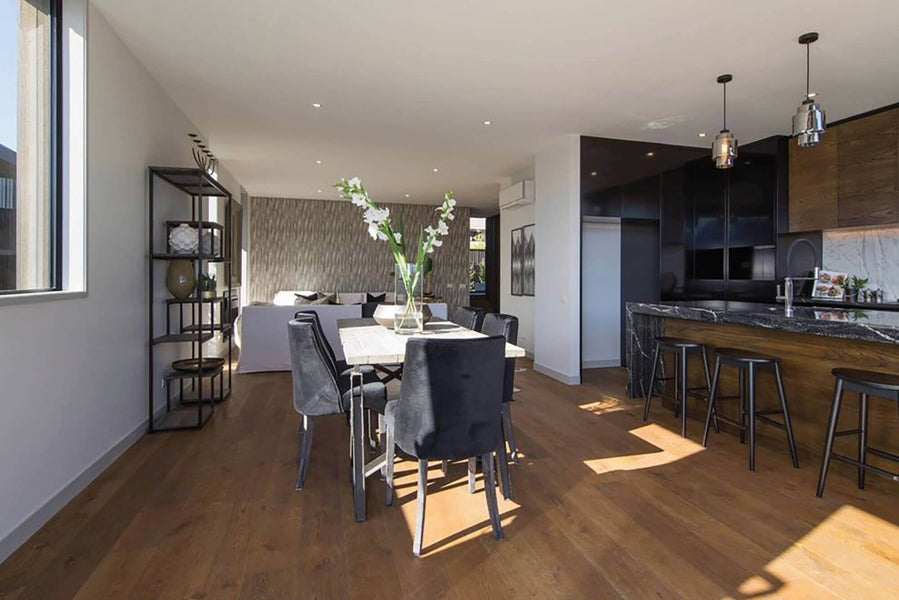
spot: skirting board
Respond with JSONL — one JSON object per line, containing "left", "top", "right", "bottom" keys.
{"left": 582, "top": 359, "right": 621, "bottom": 369}
{"left": 534, "top": 362, "right": 581, "bottom": 385}
{"left": 0, "top": 405, "right": 163, "bottom": 564}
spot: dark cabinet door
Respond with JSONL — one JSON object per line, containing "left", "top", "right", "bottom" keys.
{"left": 686, "top": 161, "right": 727, "bottom": 285}
{"left": 660, "top": 168, "right": 687, "bottom": 299}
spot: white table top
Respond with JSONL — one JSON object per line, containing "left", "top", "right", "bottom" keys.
{"left": 338, "top": 318, "right": 526, "bottom": 366}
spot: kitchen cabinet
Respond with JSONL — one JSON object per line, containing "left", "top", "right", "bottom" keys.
{"left": 788, "top": 105, "right": 899, "bottom": 231}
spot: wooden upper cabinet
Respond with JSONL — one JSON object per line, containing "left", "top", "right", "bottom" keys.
{"left": 836, "top": 107, "right": 899, "bottom": 227}
{"left": 789, "top": 106, "right": 899, "bottom": 231}
{"left": 789, "top": 128, "right": 838, "bottom": 231}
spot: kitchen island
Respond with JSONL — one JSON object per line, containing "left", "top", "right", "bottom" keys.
{"left": 626, "top": 301, "right": 899, "bottom": 462}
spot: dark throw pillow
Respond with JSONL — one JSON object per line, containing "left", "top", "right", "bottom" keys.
{"left": 366, "top": 292, "right": 386, "bottom": 303}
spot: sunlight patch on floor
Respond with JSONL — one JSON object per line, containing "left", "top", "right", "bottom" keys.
{"left": 578, "top": 394, "right": 630, "bottom": 416}
{"left": 582, "top": 423, "right": 705, "bottom": 474}
{"left": 392, "top": 461, "right": 521, "bottom": 556}
{"left": 755, "top": 505, "right": 899, "bottom": 599}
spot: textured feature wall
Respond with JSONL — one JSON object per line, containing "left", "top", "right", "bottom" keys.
{"left": 249, "top": 197, "right": 471, "bottom": 308}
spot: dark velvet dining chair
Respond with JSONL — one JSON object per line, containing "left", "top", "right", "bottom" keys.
{"left": 287, "top": 320, "right": 388, "bottom": 490}
{"left": 383, "top": 336, "right": 506, "bottom": 556}
{"left": 480, "top": 313, "right": 520, "bottom": 498}
{"left": 450, "top": 305, "right": 485, "bottom": 331}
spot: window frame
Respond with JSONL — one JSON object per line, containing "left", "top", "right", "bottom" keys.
{"left": 1, "top": 0, "right": 64, "bottom": 296}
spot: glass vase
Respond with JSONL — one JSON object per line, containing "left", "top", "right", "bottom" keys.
{"left": 394, "top": 263, "right": 424, "bottom": 335}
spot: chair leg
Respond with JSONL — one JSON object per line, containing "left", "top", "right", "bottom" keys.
{"left": 701, "top": 359, "right": 722, "bottom": 447}
{"left": 481, "top": 453, "right": 504, "bottom": 540}
{"left": 680, "top": 348, "right": 688, "bottom": 438}
{"left": 816, "top": 379, "right": 844, "bottom": 498}
{"left": 468, "top": 457, "right": 477, "bottom": 493}
{"left": 738, "top": 369, "right": 747, "bottom": 444}
{"left": 441, "top": 460, "right": 449, "bottom": 476}
{"left": 858, "top": 393, "right": 869, "bottom": 490}
{"left": 773, "top": 362, "right": 799, "bottom": 468}
{"left": 413, "top": 459, "right": 428, "bottom": 556}
{"left": 700, "top": 346, "right": 720, "bottom": 434}
{"left": 673, "top": 352, "right": 681, "bottom": 418}
{"left": 643, "top": 345, "right": 661, "bottom": 421}
{"left": 748, "top": 363, "right": 757, "bottom": 472}
{"left": 379, "top": 414, "right": 387, "bottom": 478}
{"left": 296, "top": 415, "right": 314, "bottom": 490}
{"left": 385, "top": 420, "right": 395, "bottom": 506}
{"left": 496, "top": 436, "right": 512, "bottom": 500}
{"left": 367, "top": 410, "right": 377, "bottom": 450}
{"left": 502, "top": 403, "right": 519, "bottom": 465}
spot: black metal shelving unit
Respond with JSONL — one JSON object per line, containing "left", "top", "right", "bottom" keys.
{"left": 148, "top": 167, "right": 234, "bottom": 432}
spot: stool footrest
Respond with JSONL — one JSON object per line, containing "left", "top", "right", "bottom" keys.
{"left": 868, "top": 447, "right": 899, "bottom": 463}
{"left": 830, "top": 453, "right": 899, "bottom": 482}
{"left": 834, "top": 428, "right": 863, "bottom": 437}
{"left": 755, "top": 415, "right": 787, "bottom": 429}
{"left": 712, "top": 415, "right": 746, "bottom": 430}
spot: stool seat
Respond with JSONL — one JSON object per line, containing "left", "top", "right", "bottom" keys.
{"left": 715, "top": 347, "right": 777, "bottom": 365}
{"left": 832, "top": 368, "right": 899, "bottom": 392}
{"left": 655, "top": 337, "right": 705, "bottom": 349}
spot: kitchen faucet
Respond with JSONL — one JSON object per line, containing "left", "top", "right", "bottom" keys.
{"left": 777, "top": 237, "right": 821, "bottom": 313}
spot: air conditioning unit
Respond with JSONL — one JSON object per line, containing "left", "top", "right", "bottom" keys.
{"left": 499, "top": 180, "right": 535, "bottom": 211}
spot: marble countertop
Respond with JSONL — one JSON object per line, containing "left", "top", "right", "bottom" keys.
{"left": 626, "top": 300, "right": 899, "bottom": 345}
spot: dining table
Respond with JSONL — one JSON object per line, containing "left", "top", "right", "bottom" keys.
{"left": 337, "top": 317, "right": 526, "bottom": 522}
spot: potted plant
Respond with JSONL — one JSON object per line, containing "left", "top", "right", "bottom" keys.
{"left": 198, "top": 272, "right": 217, "bottom": 299}
{"left": 335, "top": 177, "right": 455, "bottom": 334}
{"left": 847, "top": 275, "right": 868, "bottom": 303}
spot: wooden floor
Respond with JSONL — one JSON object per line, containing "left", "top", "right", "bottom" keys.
{"left": 1, "top": 361, "right": 898, "bottom": 599}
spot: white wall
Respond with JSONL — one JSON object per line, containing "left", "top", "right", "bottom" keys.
{"left": 499, "top": 198, "right": 535, "bottom": 355}
{"left": 0, "top": 3, "right": 244, "bottom": 561}
{"left": 534, "top": 135, "right": 581, "bottom": 385}
{"left": 581, "top": 221, "right": 621, "bottom": 368}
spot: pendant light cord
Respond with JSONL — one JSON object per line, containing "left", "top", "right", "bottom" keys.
{"left": 722, "top": 82, "right": 727, "bottom": 130}
{"left": 806, "top": 43, "right": 811, "bottom": 98}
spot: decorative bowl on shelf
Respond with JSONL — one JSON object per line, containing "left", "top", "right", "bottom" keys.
{"left": 372, "top": 303, "right": 432, "bottom": 330}
{"left": 168, "top": 223, "right": 198, "bottom": 254}
{"left": 171, "top": 357, "right": 225, "bottom": 373}
{"left": 199, "top": 230, "right": 221, "bottom": 255}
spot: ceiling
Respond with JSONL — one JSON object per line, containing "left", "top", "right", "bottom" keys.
{"left": 93, "top": 0, "right": 899, "bottom": 210}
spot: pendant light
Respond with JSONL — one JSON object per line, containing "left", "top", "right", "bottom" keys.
{"left": 792, "top": 32, "right": 825, "bottom": 147}
{"left": 712, "top": 74, "right": 738, "bottom": 169}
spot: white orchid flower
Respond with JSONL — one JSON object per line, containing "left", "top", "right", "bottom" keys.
{"left": 437, "top": 221, "right": 449, "bottom": 236}
{"left": 351, "top": 192, "right": 368, "bottom": 207}
{"left": 348, "top": 176, "right": 361, "bottom": 188}
{"left": 393, "top": 232, "right": 402, "bottom": 244}
{"left": 367, "top": 222, "right": 380, "bottom": 240}
{"left": 432, "top": 238, "right": 443, "bottom": 248}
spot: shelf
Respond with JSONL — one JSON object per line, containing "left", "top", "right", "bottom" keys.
{"left": 166, "top": 220, "right": 224, "bottom": 230}
{"left": 164, "top": 365, "right": 224, "bottom": 381}
{"left": 181, "top": 323, "right": 232, "bottom": 334}
{"left": 152, "top": 253, "right": 228, "bottom": 262}
{"left": 152, "top": 404, "right": 214, "bottom": 432}
{"left": 166, "top": 295, "right": 228, "bottom": 304}
{"left": 149, "top": 167, "right": 231, "bottom": 198}
{"left": 152, "top": 332, "right": 214, "bottom": 345}
{"left": 181, "top": 385, "right": 232, "bottom": 405}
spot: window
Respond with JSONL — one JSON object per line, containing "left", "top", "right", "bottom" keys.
{"left": 469, "top": 217, "right": 486, "bottom": 293}
{"left": 0, "top": 0, "right": 62, "bottom": 293}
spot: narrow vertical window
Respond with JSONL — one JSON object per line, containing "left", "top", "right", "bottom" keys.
{"left": 1, "top": 0, "right": 61, "bottom": 293}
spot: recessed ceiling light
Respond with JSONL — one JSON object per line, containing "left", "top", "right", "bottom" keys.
{"left": 315, "top": 160, "right": 322, "bottom": 165}
{"left": 317, "top": 189, "right": 322, "bottom": 193}
{"left": 590, "top": 171, "right": 597, "bottom": 177}
{"left": 312, "top": 103, "right": 323, "bottom": 108}
{"left": 483, "top": 120, "right": 492, "bottom": 126}
{"left": 432, "top": 168, "right": 439, "bottom": 173}
{"left": 646, "top": 152, "right": 655, "bottom": 157}
{"left": 698, "top": 132, "right": 707, "bottom": 138}
{"left": 404, "top": 193, "right": 411, "bottom": 198}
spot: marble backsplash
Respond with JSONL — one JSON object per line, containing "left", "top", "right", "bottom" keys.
{"left": 822, "top": 226, "right": 899, "bottom": 302}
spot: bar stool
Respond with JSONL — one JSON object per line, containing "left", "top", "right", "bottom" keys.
{"left": 701, "top": 348, "right": 799, "bottom": 471}
{"left": 816, "top": 368, "right": 899, "bottom": 498}
{"left": 643, "top": 337, "right": 717, "bottom": 438}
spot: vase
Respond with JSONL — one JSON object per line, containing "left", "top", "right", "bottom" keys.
{"left": 394, "top": 263, "right": 424, "bottom": 335}
{"left": 166, "top": 260, "right": 196, "bottom": 300}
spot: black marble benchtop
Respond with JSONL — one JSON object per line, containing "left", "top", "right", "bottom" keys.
{"left": 627, "top": 301, "right": 899, "bottom": 345}
{"left": 624, "top": 301, "right": 899, "bottom": 398}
